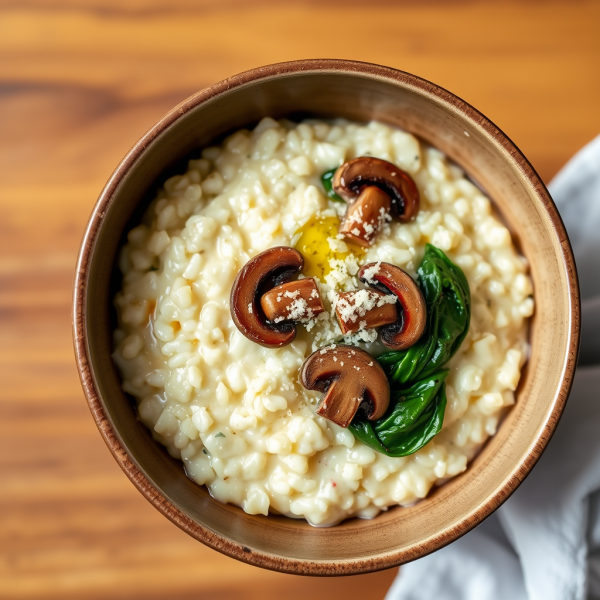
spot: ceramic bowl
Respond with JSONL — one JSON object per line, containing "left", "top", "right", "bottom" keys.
{"left": 73, "top": 59, "right": 580, "bottom": 575}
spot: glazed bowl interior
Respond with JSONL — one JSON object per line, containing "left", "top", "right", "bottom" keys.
{"left": 75, "top": 60, "right": 579, "bottom": 575}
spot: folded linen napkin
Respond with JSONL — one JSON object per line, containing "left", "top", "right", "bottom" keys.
{"left": 386, "top": 135, "right": 600, "bottom": 600}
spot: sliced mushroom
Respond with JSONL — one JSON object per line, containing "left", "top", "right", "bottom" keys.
{"left": 335, "top": 289, "right": 398, "bottom": 335}
{"left": 301, "top": 345, "right": 390, "bottom": 428}
{"left": 339, "top": 186, "right": 392, "bottom": 248}
{"left": 359, "top": 262, "right": 426, "bottom": 350}
{"left": 333, "top": 157, "right": 420, "bottom": 223}
{"left": 230, "top": 246, "right": 305, "bottom": 348}
{"left": 261, "top": 278, "right": 324, "bottom": 323}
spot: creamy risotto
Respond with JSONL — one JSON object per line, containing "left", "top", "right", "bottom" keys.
{"left": 113, "top": 118, "right": 533, "bottom": 526}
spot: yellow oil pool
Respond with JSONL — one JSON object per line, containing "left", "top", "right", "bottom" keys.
{"left": 292, "top": 214, "right": 365, "bottom": 280}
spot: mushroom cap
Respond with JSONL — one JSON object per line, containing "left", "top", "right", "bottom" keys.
{"left": 332, "top": 156, "right": 420, "bottom": 222}
{"left": 301, "top": 345, "right": 390, "bottom": 427}
{"left": 359, "top": 262, "right": 427, "bottom": 350}
{"left": 230, "top": 246, "right": 303, "bottom": 348}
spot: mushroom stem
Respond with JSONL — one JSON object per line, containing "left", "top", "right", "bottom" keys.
{"left": 339, "top": 186, "right": 392, "bottom": 247}
{"left": 317, "top": 393, "right": 363, "bottom": 430}
{"left": 301, "top": 345, "right": 390, "bottom": 428}
{"left": 261, "top": 278, "right": 324, "bottom": 324}
{"left": 335, "top": 289, "right": 398, "bottom": 334}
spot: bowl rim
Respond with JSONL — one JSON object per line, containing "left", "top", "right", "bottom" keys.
{"left": 73, "top": 58, "right": 580, "bottom": 575}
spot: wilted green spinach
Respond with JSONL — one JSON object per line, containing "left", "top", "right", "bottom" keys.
{"left": 321, "top": 168, "right": 343, "bottom": 201}
{"left": 350, "top": 244, "right": 471, "bottom": 457}
{"left": 351, "top": 371, "right": 448, "bottom": 457}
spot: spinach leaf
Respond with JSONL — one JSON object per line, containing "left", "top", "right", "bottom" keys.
{"left": 377, "top": 371, "right": 448, "bottom": 439}
{"left": 379, "top": 244, "right": 470, "bottom": 386}
{"left": 321, "top": 168, "right": 344, "bottom": 201}
{"left": 350, "top": 371, "right": 448, "bottom": 457}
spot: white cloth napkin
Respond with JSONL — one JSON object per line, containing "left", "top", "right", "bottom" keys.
{"left": 386, "top": 135, "right": 600, "bottom": 600}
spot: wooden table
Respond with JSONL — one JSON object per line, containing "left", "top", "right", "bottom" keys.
{"left": 1, "top": 1, "right": 598, "bottom": 597}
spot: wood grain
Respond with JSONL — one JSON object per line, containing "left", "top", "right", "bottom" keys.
{"left": 0, "top": 0, "right": 598, "bottom": 597}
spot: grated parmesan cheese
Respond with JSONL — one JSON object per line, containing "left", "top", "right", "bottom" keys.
{"left": 273, "top": 297, "right": 315, "bottom": 324}
{"left": 361, "top": 261, "right": 382, "bottom": 285}
{"left": 336, "top": 289, "right": 396, "bottom": 326}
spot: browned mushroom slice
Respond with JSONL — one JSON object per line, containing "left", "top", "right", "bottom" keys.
{"left": 358, "top": 262, "right": 426, "bottom": 350}
{"left": 333, "top": 156, "right": 420, "bottom": 222}
{"left": 230, "top": 246, "right": 304, "bottom": 348}
{"left": 260, "top": 278, "right": 324, "bottom": 323}
{"left": 339, "top": 186, "right": 392, "bottom": 247}
{"left": 335, "top": 289, "right": 398, "bottom": 335}
{"left": 301, "top": 345, "right": 390, "bottom": 428}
